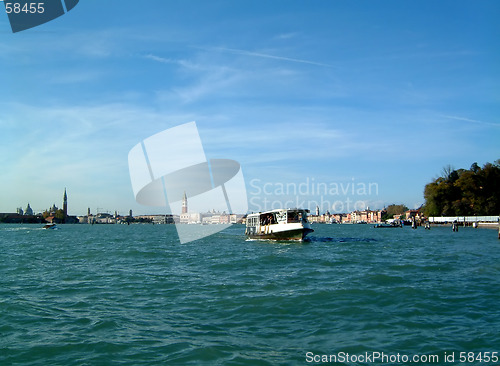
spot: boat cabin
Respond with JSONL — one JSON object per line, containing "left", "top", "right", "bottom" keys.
{"left": 247, "top": 209, "right": 309, "bottom": 228}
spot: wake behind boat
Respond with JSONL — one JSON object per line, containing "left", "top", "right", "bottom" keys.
{"left": 245, "top": 208, "right": 314, "bottom": 241}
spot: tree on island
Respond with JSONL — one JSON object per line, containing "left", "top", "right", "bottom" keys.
{"left": 381, "top": 204, "right": 409, "bottom": 221}
{"left": 42, "top": 208, "right": 65, "bottom": 221}
{"left": 423, "top": 160, "right": 500, "bottom": 217}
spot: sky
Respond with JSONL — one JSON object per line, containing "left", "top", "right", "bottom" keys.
{"left": 1, "top": 0, "right": 499, "bottom": 216}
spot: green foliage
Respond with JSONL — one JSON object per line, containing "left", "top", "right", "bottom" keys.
{"left": 381, "top": 204, "right": 409, "bottom": 221}
{"left": 423, "top": 160, "right": 500, "bottom": 216}
{"left": 55, "top": 209, "right": 65, "bottom": 221}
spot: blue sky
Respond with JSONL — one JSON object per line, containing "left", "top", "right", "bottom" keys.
{"left": 1, "top": 0, "right": 499, "bottom": 215}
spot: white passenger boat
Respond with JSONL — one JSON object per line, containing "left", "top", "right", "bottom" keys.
{"left": 245, "top": 208, "right": 314, "bottom": 241}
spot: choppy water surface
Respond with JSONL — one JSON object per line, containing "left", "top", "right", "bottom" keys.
{"left": 1, "top": 224, "right": 499, "bottom": 365}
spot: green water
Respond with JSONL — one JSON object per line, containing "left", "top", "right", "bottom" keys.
{"left": 1, "top": 223, "right": 499, "bottom": 365}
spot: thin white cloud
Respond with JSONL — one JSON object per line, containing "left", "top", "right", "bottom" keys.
{"left": 143, "top": 53, "right": 229, "bottom": 74}
{"left": 144, "top": 54, "right": 178, "bottom": 65}
{"left": 442, "top": 115, "right": 499, "bottom": 128}
{"left": 203, "top": 46, "right": 334, "bottom": 68}
{"left": 145, "top": 54, "right": 171, "bottom": 61}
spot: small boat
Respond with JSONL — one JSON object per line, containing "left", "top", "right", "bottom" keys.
{"left": 43, "top": 223, "right": 57, "bottom": 229}
{"left": 245, "top": 208, "right": 314, "bottom": 241}
{"left": 374, "top": 221, "right": 401, "bottom": 228}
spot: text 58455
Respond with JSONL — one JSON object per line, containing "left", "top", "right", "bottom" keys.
{"left": 5, "top": 3, "right": 45, "bottom": 14}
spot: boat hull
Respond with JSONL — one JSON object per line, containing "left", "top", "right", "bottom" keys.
{"left": 246, "top": 228, "right": 314, "bottom": 241}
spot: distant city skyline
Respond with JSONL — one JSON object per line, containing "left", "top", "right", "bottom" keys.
{"left": 1, "top": 1, "right": 499, "bottom": 215}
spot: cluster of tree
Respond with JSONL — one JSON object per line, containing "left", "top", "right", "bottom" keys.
{"left": 42, "top": 209, "right": 66, "bottom": 221}
{"left": 381, "top": 204, "right": 409, "bottom": 221}
{"left": 423, "top": 160, "right": 500, "bottom": 217}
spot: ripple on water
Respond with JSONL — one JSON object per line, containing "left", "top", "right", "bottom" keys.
{"left": 0, "top": 224, "right": 499, "bottom": 365}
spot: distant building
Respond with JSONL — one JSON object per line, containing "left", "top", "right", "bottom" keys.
{"left": 332, "top": 213, "right": 344, "bottom": 223}
{"left": 0, "top": 212, "right": 44, "bottom": 223}
{"left": 334, "top": 209, "right": 383, "bottom": 224}
{"left": 151, "top": 214, "right": 179, "bottom": 224}
{"left": 77, "top": 215, "right": 89, "bottom": 224}
{"left": 405, "top": 210, "right": 419, "bottom": 220}
{"left": 349, "top": 209, "right": 381, "bottom": 223}
{"left": 95, "top": 213, "right": 114, "bottom": 224}
{"left": 49, "top": 204, "right": 58, "bottom": 215}
{"left": 25, "top": 203, "right": 33, "bottom": 216}
{"left": 230, "top": 214, "right": 245, "bottom": 224}
{"left": 219, "top": 213, "right": 229, "bottom": 224}
{"left": 180, "top": 212, "right": 202, "bottom": 224}
{"left": 308, "top": 215, "right": 319, "bottom": 223}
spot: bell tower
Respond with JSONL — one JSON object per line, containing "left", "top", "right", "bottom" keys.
{"left": 182, "top": 191, "right": 188, "bottom": 214}
{"left": 63, "top": 188, "right": 68, "bottom": 222}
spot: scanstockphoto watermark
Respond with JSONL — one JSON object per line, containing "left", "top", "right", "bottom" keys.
{"left": 305, "top": 351, "right": 500, "bottom": 364}
{"left": 249, "top": 177, "right": 379, "bottom": 212}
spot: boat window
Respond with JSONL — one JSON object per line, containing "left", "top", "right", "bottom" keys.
{"left": 248, "top": 216, "right": 258, "bottom": 226}
{"left": 276, "top": 211, "right": 287, "bottom": 223}
{"left": 287, "top": 211, "right": 307, "bottom": 223}
{"left": 287, "top": 212, "right": 300, "bottom": 223}
{"left": 260, "top": 213, "right": 276, "bottom": 225}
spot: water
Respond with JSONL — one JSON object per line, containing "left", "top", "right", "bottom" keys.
{"left": 1, "top": 223, "right": 499, "bottom": 365}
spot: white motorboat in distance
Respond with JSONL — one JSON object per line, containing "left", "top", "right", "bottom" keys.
{"left": 245, "top": 208, "right": 314, "bottom": 241}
